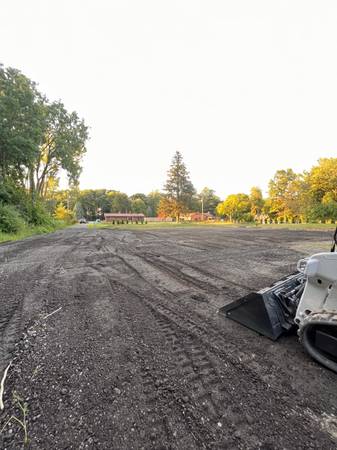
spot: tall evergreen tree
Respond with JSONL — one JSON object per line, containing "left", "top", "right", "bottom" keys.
{"left": 163, "top": 151, "right": 195, "bottom": 221}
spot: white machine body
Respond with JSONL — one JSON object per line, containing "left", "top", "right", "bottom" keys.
{"left": 296, "top": 252, "right": 337, "bottom": 325}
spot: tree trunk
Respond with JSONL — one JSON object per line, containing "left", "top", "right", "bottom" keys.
{"left": 28, "top": 168, "right": 36, "bottom": 202}
{"left": 0, "top": 152, "right": 6, "bottom": 181}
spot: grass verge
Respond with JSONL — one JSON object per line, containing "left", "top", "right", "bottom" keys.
{"left": 0, "top": 221, "right": 69, "bottom": 244}
{"left": 88, "top": 221, "right": 337, "bottom": 232}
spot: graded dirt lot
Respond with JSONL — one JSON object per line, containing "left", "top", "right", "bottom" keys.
{"left": 1, "top": 225, "right": 337, "bottom": 449}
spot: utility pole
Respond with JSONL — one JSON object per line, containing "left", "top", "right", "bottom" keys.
{"left": 201, "top": 196, "right": 204, "bottom": 221}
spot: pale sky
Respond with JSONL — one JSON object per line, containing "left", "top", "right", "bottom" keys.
{"left": 1, "top": 1, "right": 337, "bottom": 199}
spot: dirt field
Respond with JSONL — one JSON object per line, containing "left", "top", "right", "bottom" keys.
{"left": 1, "top": 225, "right": 337, "bottom": 449}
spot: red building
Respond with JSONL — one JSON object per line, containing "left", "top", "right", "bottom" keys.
{"left": 104, "top": 213, "right": 145, "bottom": 223}
{"left": 182, "top": 212, "right": 214, "bottom": 222}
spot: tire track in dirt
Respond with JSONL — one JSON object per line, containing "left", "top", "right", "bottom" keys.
{"left": 1, "top": 227, "right": 336, "bottom": 449}
{"left": 139, "top": 251, "right": 253, "bottom": 293}
{"left": 0, "top": 298, "right": 23, "bottom": 369}
{"left": 86, "top": 255, "right": 229, "bottom": 446}
{"left": 90, "top": 263, "right": 211, "bottom": 449}
{"left": 0, "top": 228, "right": 94, "bottom": 373}
{"left": 89, "top": 242, "right": 337, "bottom": 426}
{"left": 102, "top": 270, "right": 332, "bottom": 449}
{"left": 0, "top": 261, "right": 49, "bottom": 373}
{"left": 86, "top": 247, "right": 328, "bottom": 448}
{"left": 87, "top": 246, "right": 276, "bottom": 373}
{"left": 87, "top": 245, "right": 292, "bottom": 379}
{"left": 155, "top": 316, "right": 223, "bottom": 421}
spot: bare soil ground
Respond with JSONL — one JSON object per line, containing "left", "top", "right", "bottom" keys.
{"left": 1, "top": 225, "right": 337, "bottom": 449}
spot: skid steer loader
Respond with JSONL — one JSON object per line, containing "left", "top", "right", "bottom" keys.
{"left": 219, "top": 228, "right": 337, "bottom": 373}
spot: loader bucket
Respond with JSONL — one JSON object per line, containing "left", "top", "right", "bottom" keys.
{"left": 219, "top": 272, "right": 305, "bottom": 340}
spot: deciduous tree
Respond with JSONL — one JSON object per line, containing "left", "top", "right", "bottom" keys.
{"left": 0, "top": 65, "right": 44, "bottom": 183}
{"left": 158, "top": 197, "right": 184, "bottom": 219}
{"left": 131, "top": 198, "right": 147, "bottom": 214}
{"left": 109, "top": 191, "right": 131, "bottom": 213}
{"left": 30, "top": 101, "right": 88, "bottom": 197}
{"left": 146, "top": 191, "right": 162, "bottom": 217}
{"left": 198, "top": 187, "right": 221, "bottom": 215}
{"left": 268, "top": 169, "right": 299, "bottom": 222}
{"left": 249, "top": 187, "right": 264, "bottom": 217}
{"left": 307, "top": 158, "right": 337, "bottom": 202}
{"left": 216, "top": 193, "right": 251, "bottom": 222}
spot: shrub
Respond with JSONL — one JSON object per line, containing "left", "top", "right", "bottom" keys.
{"left": 240, "top": 213, "right": 254, "bottom": 223}
{"left": 21, "top": 201, "right": 54, "bottom": 226}
{"left": 54, "top": 204, "right": 75, "bottom": 223}
{"left": 0, "top": 181, "right": 26, "bottom": 205}
{"left": 0, "top": 203, "right": 25, "bottom": 233}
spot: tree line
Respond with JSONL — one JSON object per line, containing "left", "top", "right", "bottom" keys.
{"left": 0, "top": 64, "right": 88, "bottom": 233}
{"left": 156, "top": 152, "right": 337, "bottom": 224}
{"left": 64, "top": 152, "right": 337, "bottom": 225}
{"left": 50, "top": 152, "right": 221, "bottom": 222}
{"left": 216, "top": 159, "right": 337, "bottom": 223}
{"left": 49, "top": 189, "right": 163, "bottom": 221}
{"left": 50, "top": 186, "right": 220, "bottom": 222}
{"left": 1, "top": 63, "right": 337, "bottom": 233}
